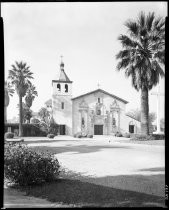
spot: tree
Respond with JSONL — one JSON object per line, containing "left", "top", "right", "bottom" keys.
{"left": 116, "top": 12, "right": 165, "bottom": 135}
{"left": 25, "top": 83, "right": 38, "bottom": 108}
{"left": 126, "top": 109, "right": 156, "bottom": 133}
{"left": 38, "top": 107, "right": 58, "bottom": 135}
{"left": 4, "top": 80, "right": 15, "bottom": 123}
{"left": 38, "top": 107, "right": 50, "bottom": 122}
{"left": 17, "top": 102, "right": 32, "bottom": 123}
{"left": 8, "top": 61, "right": 34, "bottom": 136}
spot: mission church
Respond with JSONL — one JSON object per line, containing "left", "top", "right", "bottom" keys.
{"left": 45, "top": 60, "right": 141, "bottom": 136}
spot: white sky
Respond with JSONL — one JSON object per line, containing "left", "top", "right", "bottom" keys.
{"left": 2, "top": 2, "right": 167, "bottom": 120}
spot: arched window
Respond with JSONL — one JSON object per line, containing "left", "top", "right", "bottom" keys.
{"left": 57, "top": 83, "right": 61, "bottom": 91}
{"left": 65, "top": 84, "right": 68, "bottom": 92}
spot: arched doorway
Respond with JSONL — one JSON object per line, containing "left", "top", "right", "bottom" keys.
{"left": 129, "top": 121, "right": 135, "bottom": 133}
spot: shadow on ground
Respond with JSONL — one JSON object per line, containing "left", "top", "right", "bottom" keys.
{"left": 14, "top": 172, "right": 165, "bottom": 207}
{"left": 23, "top": 140, "right": 79, "bottom": 144}
{"left": 28, "top": 144, "right": 131, "bottom": 154}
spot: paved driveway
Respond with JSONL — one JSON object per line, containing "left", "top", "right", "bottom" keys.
{"left": 26, "top": 136, "right": 165, "bottom": 197}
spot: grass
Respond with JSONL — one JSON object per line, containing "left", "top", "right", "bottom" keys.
{"left": 4, "top": 139, "right": 165, "bottom": 207}
{"left": 13, "top": 169, "right": 165, "bottom": 208}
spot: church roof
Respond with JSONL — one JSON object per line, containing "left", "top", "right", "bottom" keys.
{"left": 72, "top": 88, "right": 128, "bottom": 104}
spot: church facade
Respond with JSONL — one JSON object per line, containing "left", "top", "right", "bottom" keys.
{"left": 47, "top": 61, "right": 141, "bottom": 136}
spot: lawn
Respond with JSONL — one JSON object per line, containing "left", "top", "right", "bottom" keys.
{"left": 15, "top": 169, "right": 165, "bottom": 207}
{"left": 4, "top": 138, "right": 165, "bottom": 207}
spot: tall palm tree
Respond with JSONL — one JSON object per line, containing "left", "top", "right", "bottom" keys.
{"left": 8, "top": 61, "right": 34, "bottom": 136}
{"left": 25, "top": 84, "right": 38, "bottom": 109}
{"left": 17, "top": 102, "right": 33, "bottom": 123}
{"left": 116, "top": 12, "right": 165, "bottom": 135}
{"left": 4, "top": 81, "right": 15, "bottom": 123}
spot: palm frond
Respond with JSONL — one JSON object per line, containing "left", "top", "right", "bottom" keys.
{"left": 125, "top": 20, "right": 139, "bottom": 38}
{"left": 116, "top": 57, "right": 130, "bottom": 71}
{"left": 138, "top": 11, "right": 146, "bottom": 28}
{"left": 117, "top": 35, "right": 137, "bottom": 49}
{"left": 146, "top": 12, "right": 155, "bottom": 31}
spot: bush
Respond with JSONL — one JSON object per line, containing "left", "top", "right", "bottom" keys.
{"left": 123, "top": 133, "right": 130, "bottom": 138}
{"left": 4, "top": 132, "right": 14, "bottom": 139}
{"left": 47, "top": 134, "right": 55, "bottom": 138}
{"left": 151, "top": 134, "right": 165, "bottom": 140}
{"left": 115, "top": 132, "right": 123, "bottom": 137}
{"left": 30, "top": 118, "right": 40, "bottom": 124}
{"left": 87, "top": 134, "right": 93, "bottom": 138}
{"left": 74, "top": 132, "right": 82, "bottom": 138}
{"left": 4, "top": 142, "right": 60, "bottom": 186}
{"left": 131, "top": 134, "right": 155, "bottom": 141}
{"left": 77, "top": 134, "right": 82, "bottom": 138}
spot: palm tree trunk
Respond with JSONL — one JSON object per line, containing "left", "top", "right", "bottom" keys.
{"left": 19, "top": 94, "right": 23, "bottom": 137}
{"left": 141, "top": 86, "right": 149, "bottom": 135}
{"left": 4, "top": 106, "right": 7, "bottom": 123}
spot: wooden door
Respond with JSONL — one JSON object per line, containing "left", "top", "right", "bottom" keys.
{"left": 94, "top": 125, "right": 103, "bottom": 135}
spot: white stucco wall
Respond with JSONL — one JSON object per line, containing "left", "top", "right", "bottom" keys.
{"left": 52, "top": 81, "right": 73, "bottom": 135}
{"left": 72, "top": 90, "right": 130, "bottom": 135}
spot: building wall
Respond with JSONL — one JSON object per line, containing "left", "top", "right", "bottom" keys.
{"left": 72, "top": 90, "right": 130, "bottom": 135}
{"left": 120, "top": 114, "right": 141, "bottom": 134}
{"left": 52, "top": 81, "right": 72, "bottom": 135}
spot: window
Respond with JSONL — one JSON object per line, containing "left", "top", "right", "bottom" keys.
{"left": 97, "top": 109, "right": 101, "bottom": 115}
{"left": 82, "top": 117, "right": 85, "bottom": 126}
{"left": 65, "top": 84, "right": 68, "bottom": 92}
{"left": 61, "top": 102, "right": 64, "bottom": 109}
{"left": 98, "top": 98, "right": 100, "bottom": 103}
{"left": 57, "top": 83, "right": 61, "bottom": 91}
{"left": 113, "top": 118, "right": 116, "bottom": 125}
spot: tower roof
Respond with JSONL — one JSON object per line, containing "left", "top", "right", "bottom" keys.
{"left": 54, "top": 59, "right": 72, "bottom": 83}
{"left": 59, "top": 67, "right": 71, "bottom": 82}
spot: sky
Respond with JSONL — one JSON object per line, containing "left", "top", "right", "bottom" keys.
{"left": 2, "top": 2, "right": 167, "bottom": 121}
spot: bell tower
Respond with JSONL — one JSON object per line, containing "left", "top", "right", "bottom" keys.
{"left": 52, "top": 57, "right": 73, "bottom": 135}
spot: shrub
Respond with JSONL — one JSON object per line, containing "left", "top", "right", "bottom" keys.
{"left": 30, "top": 118, "right": 40, "bottom": 124}
{"left": 4, "top": 132, "right": 14, "bottom": 139}
{"left": 87, "top": 134, "right": 93, "bottom": 138}
{"left": 115, "top": 132, "right": 123, "bottom": 137}
{"left": 74, "top": 132, "right": 82, "bottom": 138}
{"left": 4, "top": 142, "right": 60, "bottom": 186}
{"left": 47, "top": 134, "right": 55, "bottom": 138}
{"left": 77, "top": 134, "right": 82, "bottom": 138}
{"left": 131, "top": 134, "right": 155, "bottom": 141}
{"left": 123, "top": 133, "right": 130, "bottom": 138}
{"left": 151, "top": 134, "right": 165, "bottom": 140}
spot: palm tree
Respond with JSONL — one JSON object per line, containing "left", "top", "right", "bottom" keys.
{"left": 8, "top": 61, "right": 34, "bottom": 136}
{"left": 4, "top": 81, "right": 15, "bottom": 123}
{"left": 116, "top": 12, "right": 165, "bottom": 135}
{"left": 17, "top": 102, "right": 33, "bottom": 123}
{"left": 25, "top": 84, "right": 38, "bottom": 109}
